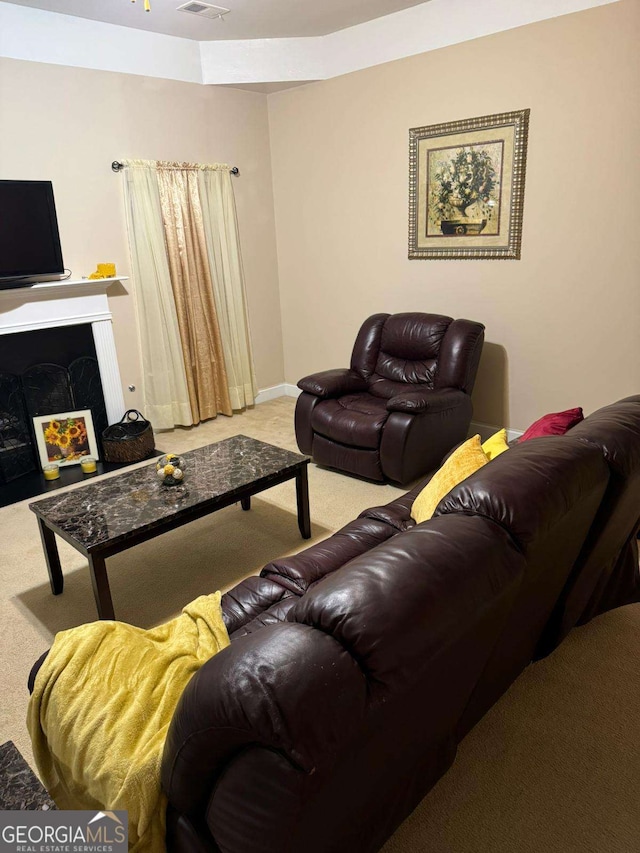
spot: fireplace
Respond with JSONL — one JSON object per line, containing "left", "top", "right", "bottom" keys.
{"left": 0, "top": 278, "right": 126, "bottom": 483}
{"left": 0, "top": 327, "right": 108, "bottom": 481}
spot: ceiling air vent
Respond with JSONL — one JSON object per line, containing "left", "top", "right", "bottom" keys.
{"left": 177, "top": 1, "right": 230, "bottom": 18}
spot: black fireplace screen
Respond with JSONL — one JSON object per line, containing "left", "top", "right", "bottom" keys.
{"left": 0, "top": 358, "right": 108, "bottom": 483}
{"left": 0, "top": 374, "right": 35, "bottom": 483}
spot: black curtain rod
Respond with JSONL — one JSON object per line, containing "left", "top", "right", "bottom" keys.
{"left": 111, "top": 161, "right": 239, "bottom": 175}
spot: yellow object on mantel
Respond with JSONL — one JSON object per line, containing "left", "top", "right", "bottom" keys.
{"left": 88, "top": 263, "right": 116, "bottom": 280}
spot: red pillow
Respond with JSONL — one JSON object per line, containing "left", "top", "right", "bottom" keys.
{"left": 518, "top": 407, "right": 584, "bottom": 442}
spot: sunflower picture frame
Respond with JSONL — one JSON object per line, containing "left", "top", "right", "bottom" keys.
{"left": 33, "top": 409, "right": 99, "bottom": 468}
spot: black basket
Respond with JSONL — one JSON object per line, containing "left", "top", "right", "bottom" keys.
{"left": 102, "top": 409, "right": 155, "bottom": 464}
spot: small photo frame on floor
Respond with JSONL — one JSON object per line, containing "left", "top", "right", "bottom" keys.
{"left": 33, "top": 409, "right": 99, "bottom": 468}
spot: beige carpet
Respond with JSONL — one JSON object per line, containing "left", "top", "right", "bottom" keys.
{"left": 3, "top": 397, "right": 639, "bottom": 851}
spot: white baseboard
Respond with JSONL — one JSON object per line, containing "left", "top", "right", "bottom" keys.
{"left": 471, "top": 420, "right": 523, "bottom": 443}
{"left": 255, "top": 383, "right": 300, "bottom": 404}
{"left": 256, "top": 388, "right": 523, "bottom": 441}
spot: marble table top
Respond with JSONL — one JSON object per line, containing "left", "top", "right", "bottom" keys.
{"left": 0, "top": 741, "right": 56, "bottom": 810}
{"left": 29, "top": 435, "right": 308, "bottom": 552}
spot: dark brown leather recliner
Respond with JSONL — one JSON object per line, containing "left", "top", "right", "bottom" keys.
{"left": 295, "top": 312, "right": 485, "bottom": 485}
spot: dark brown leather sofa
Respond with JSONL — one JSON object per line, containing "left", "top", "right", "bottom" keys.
{"left": 295, "top": 312, "right": 485, "bottom": 485}
{"left": 160, "top": 396, "right": 640, "bottom": 853}
{"left": 29, "top": 398, "right": 640, "bottom": 852}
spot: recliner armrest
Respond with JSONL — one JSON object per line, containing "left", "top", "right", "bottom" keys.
{"left": 298, "top": 369, "right": 367, "bottom": 399}
{"left": 386, "top": 388, "right": 468, "bottom": 414}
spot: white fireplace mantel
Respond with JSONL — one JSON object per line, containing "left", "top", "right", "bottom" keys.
{"left": 0, "top": 277, "right": 127, "bottom": 425}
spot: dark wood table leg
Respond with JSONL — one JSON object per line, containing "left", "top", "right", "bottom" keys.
{"left": 241, "top": 496, "right": 251, "bottom": 511}
{"left": 296, "top": 464, "right": 311, "bottom": 539}
{"left": 37, "top": 517, "right": 64, "bottom": 595}
{"left": 88, "top": 553, "right": 115, "bottom": 620}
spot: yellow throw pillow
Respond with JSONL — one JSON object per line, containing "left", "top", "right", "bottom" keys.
{"left": 482, "top": 428, "right": 510, "bottom": 461}
{"left": 410, "top": 434, "right": 488, "bottom": 523}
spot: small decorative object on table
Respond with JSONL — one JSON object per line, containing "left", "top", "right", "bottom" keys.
{"left": 156, "top": 454, "right": 184, "bottom": 486}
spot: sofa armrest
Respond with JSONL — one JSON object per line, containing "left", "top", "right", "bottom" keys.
{"left": 298, "top": 369, "right": 367, "bottom": 399}
{"left": 386, "top": 388, "right": 468, "bottom": 414}
{"left": 162, "top": 623, "right": 366, "bottom": 821}
{"left": 357, "top": 471, "right": 437, "bottom": 530}
{"left": 357, "top": 505, "right": 416, "bottom": 532}
{"left": 221, "top": 576, "right": 294, "bottom": 636}
{"left": 261, "top": 517, "right": 397, "bottom": 594}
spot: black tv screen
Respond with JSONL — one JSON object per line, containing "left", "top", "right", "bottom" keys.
{"left": 0, "top": 180, "right": 65, "bottom": 285}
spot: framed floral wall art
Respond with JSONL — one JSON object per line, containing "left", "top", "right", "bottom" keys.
{"left": 33, "top": 410, "right": 99, "bottom": 467}
{"left": 408, "top": 109, "right": 530, "bottom": 260}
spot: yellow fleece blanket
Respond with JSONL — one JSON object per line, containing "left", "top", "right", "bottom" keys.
{"left": 28, "top": 593, "right": 230, "bottom": 852}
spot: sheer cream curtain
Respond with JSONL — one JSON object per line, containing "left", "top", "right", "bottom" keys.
{"left": 122, "top": 161, "right": 193, "bottom": 429}
{"left": 121, "top": 158, "right": 257, "bottom": 428}
{"left": 198, "top": 167, "right": 257, "bottom": 410}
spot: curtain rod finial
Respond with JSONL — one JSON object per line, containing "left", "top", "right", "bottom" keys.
{"left": 112, "top": 161, "right": 123, "bottom": 172}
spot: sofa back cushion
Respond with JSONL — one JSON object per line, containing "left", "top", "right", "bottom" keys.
{"left": 434, "top": 436, "right": 609, "bottom": 735}
{"left": 435, "top": 437, "right": 607, "bottom": 554}
{"left": 537, "top": 395, "right": 640, "bottom": 654}
{"left": 166, "top": 507, "right": 529, "bottom": 853}
{"left": 204, "top": 514, "right": 526, "bottom": 853}
{"left": 289, "top": 513, "right": 525, "bottom": 701}
{"left": 166, "top": 514, "right": 526, "bottom": 853}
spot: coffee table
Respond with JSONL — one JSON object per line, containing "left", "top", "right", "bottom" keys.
{"left": 29, "top": 435, "right": 311, "bottom": 620}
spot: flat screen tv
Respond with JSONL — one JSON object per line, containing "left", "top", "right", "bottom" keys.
{"left": 0, "top": 180, "right": 65, "bottom": 288}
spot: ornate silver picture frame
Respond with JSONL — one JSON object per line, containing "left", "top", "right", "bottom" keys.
{"left": 409, "top": 109, "right": 530, "bottom": 260}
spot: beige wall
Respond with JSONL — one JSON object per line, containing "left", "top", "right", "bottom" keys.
{"left": 268, "top": 0, "right": 640, "bottom": 430}
{"left": 0, "top": 58, "right": 284, "bottom": 411}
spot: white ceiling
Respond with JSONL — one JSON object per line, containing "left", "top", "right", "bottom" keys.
{"left": 1, "top": 0, "right": 618, "bottom": 91}
{"left": 3, "top": 0, "right": 432, "bottom": 41}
